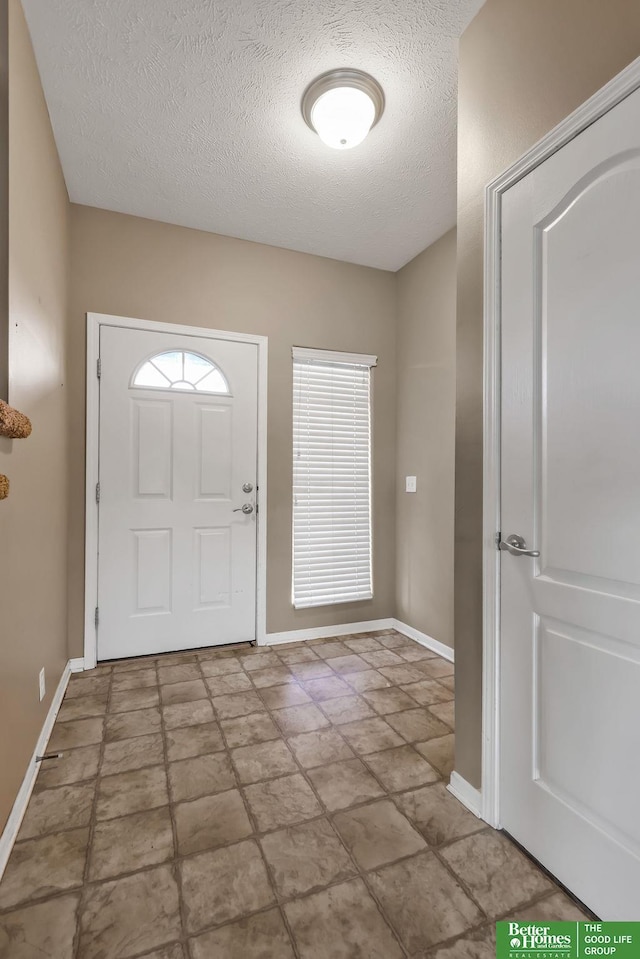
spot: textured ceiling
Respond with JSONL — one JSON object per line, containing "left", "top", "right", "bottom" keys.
{"left": 22, "top": 0, "right": 484, "bottom": 271}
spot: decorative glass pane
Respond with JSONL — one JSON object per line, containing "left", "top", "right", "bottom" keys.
{"left": 132, "top": 351, "right": 230, "bottom": 394}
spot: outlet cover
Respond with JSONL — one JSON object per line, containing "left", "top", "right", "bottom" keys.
{"left": 39, "top": 668, "right": 46, "bottom": 702}
{"left": 405, "top": 476, "right": 417, "bottom": 493}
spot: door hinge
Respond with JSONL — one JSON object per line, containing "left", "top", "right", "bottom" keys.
{"left": 95, "top": 482, "right": 100, "bottom": 504}
{"left": 94, "top": 606, "right": 99, "bottom": 628}
{"left": 495, "top": 531, "right": 501, "bottom": 549}
{"left": 96, "top": 357, "right": 101, "bottom": 378}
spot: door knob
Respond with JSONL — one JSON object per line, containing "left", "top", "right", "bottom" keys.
{"left": 499, "top": 534, "right": 540, "bottom": 557}
{"left": 233, "top": 503, "right": 254, "bottom": 515}
{"left": 242, "top": 482, "right": 254, "bottom": 493}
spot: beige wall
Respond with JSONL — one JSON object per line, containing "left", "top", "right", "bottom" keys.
{"left": 0, "top": 0, "right": 69, "bottom": 830}
{"left": 455, "top": 0, "right": 640, "bottom": 787}
{"left": 395, "top": 229, "right": 456, "bottom": 648}
{"left": 67, "top": 206, "right": 397, "bottom": 656}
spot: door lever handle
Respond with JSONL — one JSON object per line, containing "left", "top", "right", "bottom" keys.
{"left": 499, "top": 534, "right": 540, "bottom": 557}
{"left": 233, "top": 503, "right": 254, "bottom": 515}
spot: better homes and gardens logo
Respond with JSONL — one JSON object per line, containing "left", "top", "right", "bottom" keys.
{"left": 496, "top": 923, "right": 639, "bottom": 959}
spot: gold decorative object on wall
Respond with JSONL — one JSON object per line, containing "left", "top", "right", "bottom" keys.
{"left": 0, "top": 399, "right": 32, "bottom": 438}
{"left": 0, "top": 474, "right": 8, "bottom": 499}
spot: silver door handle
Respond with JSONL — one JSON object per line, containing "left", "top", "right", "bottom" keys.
{"left": 233, "top": 503, "right": 254, "bottom": 514}
{"left": 499, "top": 534, "right": 540, "bottom": 557}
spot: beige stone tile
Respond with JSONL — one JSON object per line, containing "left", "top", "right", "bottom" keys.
{"left": 417, "top": 658, "right": 455, "bottom": 679}
{"left": 110, "top": 657, "right": 155, "bottom": 673}
{"left": 394, "top": 783, "right": 483, "bottom": 845}
{"left": 318, "top": 695, "right": 375, "bottom": 725}
{"left": 174, "top": 790, "right": 252, "bottom": 856}
{"left": 368, "top": 851, "right": 482, "bottom": 952}
{"left": 221, "top": 712, "right": 280, "bottom": 748}
{"left": 0, "top": 893, "right": 79, "bottom": 959}
{"left": 377, "top": 634, "right": 413, "bottom": 649}
{"left": 307, "top": 759, "right": 384, "bottom": 811}
{"left": 137, "top": 946, "right": 185, "bottom": 959}
{"left": 240, "top": 652, "right": 278, "bottom": 672}
{"left": 439, "top": 675, "right": 455, "bottom": 692}
{"left": 339, "top": 717, "right": 404, "bottom": 755}
{"left": 197, "top": 645, "right": 241, "bottom": 661}
{"left": 232, "top": 740, "right": 297, "bottom": 784}
{"left": 301, "top": 675, "right": 352, "bottom": 701}
{"left": 0, "top": 829, "right": 89, "bottom": 910}
{"left": 212, "top": 691, "right": 265, "bottom": 720}
{"left": 361, "top": 686, "right": 417, "bottom": 714}
{"left": 105, "top": 706, "right": 161, "bottom": 742}
{"left": 258, "top": 683, "right": 311, "bottom": 709}
{"left": 153, "top": 652, "right": 197, "bottom": 667}
{"left": 57, "top": 694, "right": 108, "bottom": 723}
{"left": 65, "top": 674, "right": 111, "bottom": 699}
{"left": 35, "top": 744, "right": 100, "bottom": 789}
{"left": 429, "top": 925, "right": 496, "bottom": 959}
{"left": 344, "top": 669, "right": 392, "bottom": 693}
{"left": 18, "top": 782, "right": 95, "bottom": 840}
{"left": 199, "top": 657, "right": 242, "bottom": 677}
{"left": 285, "top": 878, "right": 403, "bottom": 959}
{"left": 160, "top": 679, "right": 208, "bottom": 706}
{"left": 289, "top": 660, "right": 334, "bottom": 681}
{"left": 250, "top": 666, "right": 294, "bottom": 689}
{"left": 189, "top": 909, "right": 295, "bottom": 959}
{"left": 180, "top": 840, "right": 274, "bottom": 933}
{"left": 334, "top": 799, "right": 426, "bottom": 870}
{"left": 365, "top": 745, "right": 439, "bottom": 792}
{"left": 360, "top": 650, "right": 405, "bottom": 668}
{"left": 162, "top": 700, "right": 215, "bottom": 730}
{"left": 379, "top": 664, "right": 430, "bottom": 685}
{"left": 396, "top": 645, "right": 439, "bottom": 663}
{"left": 109, "top": 687, "right": 160, "bottom": 714}
{"left": 343, "top": 636, "right": 383, "bottom": 653}
{"left": 440, "top": 831, "right": 554, "bottom": 918}
{"left": 89, "top": 807, "right": 174, "bottom": 881}
{"left": 168, "top": 752, "right": 235, "bottom": 802}
{"left": 326, "top": 654, "right": 369, "bottom": 675}
{"left": 243, "top": 773, "right": 322, "bottom": 831}
{"left": 415, "top": 733, "right": 455, "bottom": 778}
{"left": 276, "top": 646, "right": 320, "bottom": 665}
{"left": 165, "top": 722, "right": 225, "bottom": 761}
{"left": 273, "top": 703, "right": 330, "bottom": 736}
{"left": 311, "top": 641, "right": 352, "bottom": 659}
{"left": 157, "top": 663, "right": 201, "bottom": 685}
{"left": 505, "top": 891, "right": 590, "bottom": 922}
{"left": 78, "top": 864, "right": 181, "bottom": 958}
{"left": 205, "top": 671, "right": 253, "bottom": 696}
{"left": 429, "top": 700, "right": 455, "bottom": 729}
{"left": 48, "top": 716, "right": 104, "bottom": 751}
{"left": 101, "top": 733, "right": 164, "bottom": 776}
{"left": 96, "top": 766, "right": 169, "bottom": 820}
{"left": 386, "top": 708, "right": 451, "bottom": 743}
{"left": 261, "top": 818, "right": 356, "bottom": 897}
{"left": 112, "top": 668, "right": 157, "bottom": 691}
{"left": 401, "top": 678, "right": 453, "bottom": 706}
{"left": 286, "top": 728, "right": 354, "bottom": 769}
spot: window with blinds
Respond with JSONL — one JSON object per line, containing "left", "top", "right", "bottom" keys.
{"left": 292, "top": 347, "right": 376, "bottom": 609}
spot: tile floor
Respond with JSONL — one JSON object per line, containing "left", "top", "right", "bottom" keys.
{"left": 0, "top": 630, "right": 587, "bottom": 958}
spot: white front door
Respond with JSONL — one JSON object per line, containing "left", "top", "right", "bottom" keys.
{"left": 97, "top": 325, "right": 259, "bottom": 660}
{"left": 500, "top": 85, "right": 640, "bottom": 919}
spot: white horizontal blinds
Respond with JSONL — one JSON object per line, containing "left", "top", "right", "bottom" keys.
{"left": 292, "top": 347, "right": 376, "bottom": 609}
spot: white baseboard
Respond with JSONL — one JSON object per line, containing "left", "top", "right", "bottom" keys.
{"left": 0, "top": 659, "right": 74, "bottom": 881}
{"left": 69, "top": 658, "right": 85, "bottom": 672}
{"left": 264, "top": 618, "right": 395, "bottom": 646}
{"left": 447, "top": 771, "right": 483, "bottom": 819}
{"left": 391, "top": 619, "right": 454, "bottom": 663}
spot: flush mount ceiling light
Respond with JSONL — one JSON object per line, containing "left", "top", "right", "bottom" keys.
{"left": 301, "top": 69, "right": 385, "bottom": 150}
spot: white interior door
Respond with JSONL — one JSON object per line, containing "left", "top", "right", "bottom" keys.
{"left": 97, "top": 325, "right": 259, "bottom": 660}
{"left": 500, "top": 85, "right": 640, "bottom": 920}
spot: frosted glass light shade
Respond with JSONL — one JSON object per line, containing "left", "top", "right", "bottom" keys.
{"left": 302, "top": 69, "right": 384, "bottom": 151}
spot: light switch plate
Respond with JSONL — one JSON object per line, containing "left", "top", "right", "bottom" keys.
{"left": 405, "top": 475, "right": 417, "bottom": 493}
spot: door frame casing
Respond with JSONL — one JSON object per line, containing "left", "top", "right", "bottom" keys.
{"left": 481, "top": 57, "right": 640, "bottom": 828}
{"left": 84, "top": 311, "right": 269, "bottom": 669}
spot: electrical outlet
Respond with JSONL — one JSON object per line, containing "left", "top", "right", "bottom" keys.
{"left": 39, "top": 668, "right": 46, "bottom": 702}
{"left": 405, "top": 475, "right": 417, "bottom": 493}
